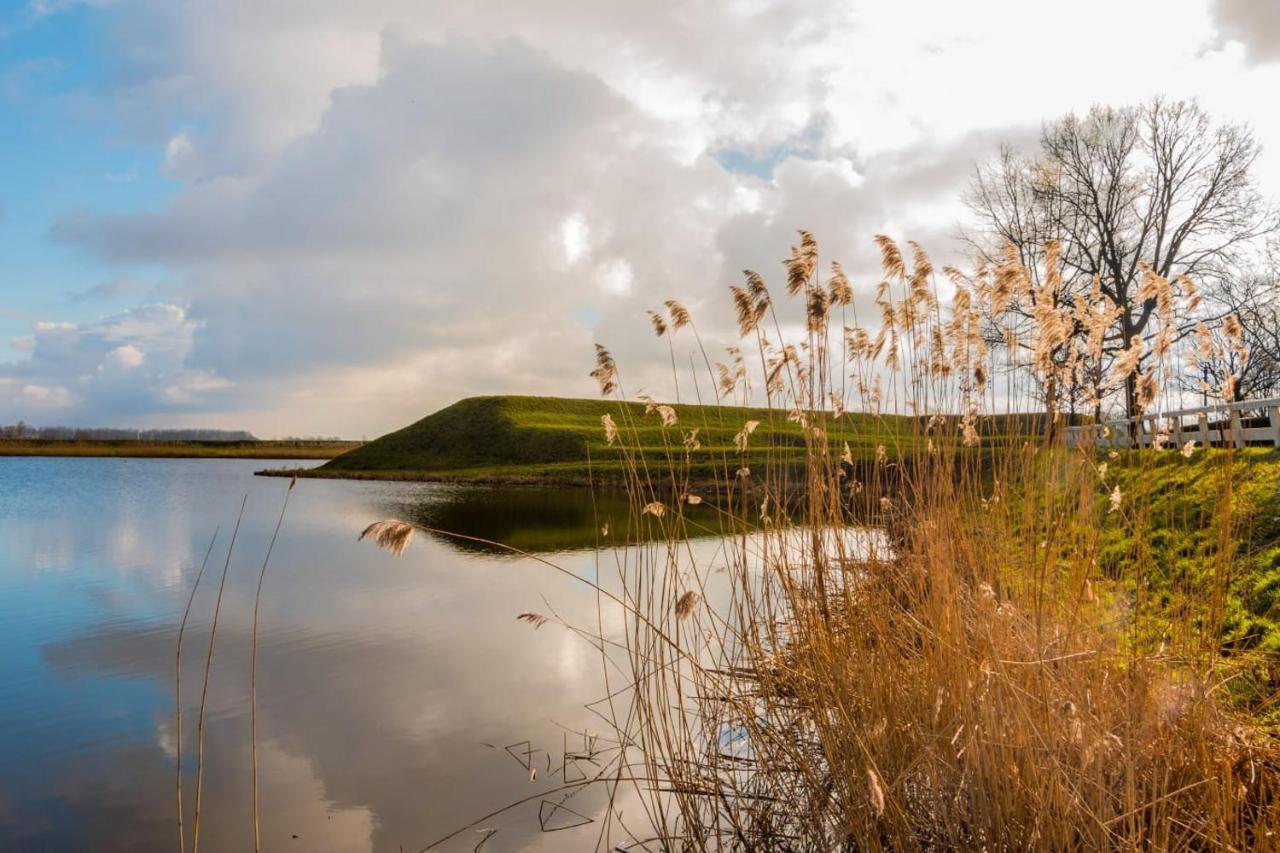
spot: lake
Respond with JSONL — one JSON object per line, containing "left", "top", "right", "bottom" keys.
{"left": 0, "top": 457, "right": 692, "bottom": 852}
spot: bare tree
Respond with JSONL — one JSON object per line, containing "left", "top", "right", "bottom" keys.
{"left": 966, "top": 98, "right": 1274, "bottom": 417}
{"left": 1188, "top": 267, "right": 1280, "bottom": 403}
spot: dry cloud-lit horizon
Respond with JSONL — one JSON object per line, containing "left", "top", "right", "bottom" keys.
{"left": 4, "top": 0, "right": 1280, "bottom": 437}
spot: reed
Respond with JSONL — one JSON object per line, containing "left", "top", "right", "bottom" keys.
{"left": 554, "top": 232, "right": 1280, "bottom": 849}
{"left": 174, "top": 528, "right": 220, "bottom": 853}
{"left": 250, "top": 477, "right": 295, "bottom": 853}
{"left": 192, "top": 496, "right": 246, "bottom": 853}
{"left": 351, "top": 230, "right": 1280, "bottom": 849}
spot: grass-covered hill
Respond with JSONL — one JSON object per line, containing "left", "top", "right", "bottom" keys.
{"left": 276, "top": 395, "right": 924, "bottom": 484}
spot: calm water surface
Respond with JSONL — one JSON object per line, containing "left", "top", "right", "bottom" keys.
{"left": 0, "top": 457, "right": 668, "bottom": 852}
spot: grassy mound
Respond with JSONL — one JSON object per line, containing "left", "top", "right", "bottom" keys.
{"left": 313, "top": 395, "right": 923, "bottom": 482}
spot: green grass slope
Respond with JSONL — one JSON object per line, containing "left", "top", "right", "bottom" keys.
{"left": 1099, "top": 448, "right": 1280, "bottom": 655}
{"left": 305, "top": 395, "right": 917, "bottom": 482}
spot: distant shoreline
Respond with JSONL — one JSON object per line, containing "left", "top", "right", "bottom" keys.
{"left": 0, "top": 439, "right": 360, "bottom": 460}
{"left": 255, "top": 464, "right": 602, "bottom": 486}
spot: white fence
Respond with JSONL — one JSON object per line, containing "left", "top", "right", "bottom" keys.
{"left": 1064, "top": 397, "right": 1280, "bottom": 450}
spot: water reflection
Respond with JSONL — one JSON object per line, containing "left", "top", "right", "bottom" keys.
{"left": 0, "top": 458, "right": 637, "bottom": 851}
{"left": 380, "top": 483, "right": 723, "bottom": 555}
{"left": 0, "top": 458, "right": 877, "bottom": 851}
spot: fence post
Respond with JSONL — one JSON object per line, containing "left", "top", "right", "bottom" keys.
{"left": 1230, "top": 407, "right": 1246, "bottom": 450}
{"left": 1172, "top": 415, "right": 1183, "bottom": 448}
{"left": 1198, "top": 412, "right": 1211, "bottom": 448}
{"left": 1271, "top": 405, "right": 1280, "bottom": 448}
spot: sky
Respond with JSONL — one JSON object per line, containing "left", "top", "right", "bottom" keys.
{"left": 2, "top": 0, "right": 1280, "bottom": 438}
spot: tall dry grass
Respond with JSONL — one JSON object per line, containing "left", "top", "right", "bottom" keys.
{"left": 290, "top": 229, "right": 1280, "bottom": 849}
{"left": 156, "top": 221, "right": 1280, "bottom": 848}
{"left": 548, "top": 233, "right": 1280, "bottom": 850}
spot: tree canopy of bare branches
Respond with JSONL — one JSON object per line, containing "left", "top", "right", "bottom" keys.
{"left": 966, "top": 98, "right": 1275, "bottom": 417}
{"left": 1188, "top": 267, "right": 1280, "bottom": 403}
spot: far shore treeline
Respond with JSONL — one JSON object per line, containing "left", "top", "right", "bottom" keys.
{"left": 0, "top": 423, "right": 262, "bottom": 441}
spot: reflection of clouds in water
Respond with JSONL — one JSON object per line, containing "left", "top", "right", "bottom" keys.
{"left": 555, "top": 628, "right": 593, "bottom": 686}
{"left": 4, "top": 459, "right": 886, "bottom": 851}
{"left": 253, "top": 740, "right": 376, "bottom": 853}
{"left": 0, "top": 458, "right": 244, "bottom": 595}
{"left": 155, "top": 716, "right": 178, "bottom": 761}
{"left": 42, "top": 602, "right": 613, "bottom": 850}
{"left": 28, "top": 532, "right": 76, "bottom": 573}
{"left": 22, "top": 464, "right": 625, "bottom": 849}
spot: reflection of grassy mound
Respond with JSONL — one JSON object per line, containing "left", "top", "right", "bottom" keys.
{"left": 315, "top": 395, "right": 920, "bottom": 482}
{"left": 385, "top": 485, "right": 723, "bottom": 555}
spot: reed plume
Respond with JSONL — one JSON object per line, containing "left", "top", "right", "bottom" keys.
{"left": 357, "top": 520, "right": 414, "bottom": 556}
{"left": 589, "top": 344, "right": 618, "bottom": 396}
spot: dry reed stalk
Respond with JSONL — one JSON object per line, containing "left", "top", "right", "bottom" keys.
{"left": 175, "top": 528, "right": 220, "bottom": 853}
{"left": 192, "top": 495, "right": 246, "bottom": 853}
{"left": 250, "top": 476, "right": 296, "bottom": 853}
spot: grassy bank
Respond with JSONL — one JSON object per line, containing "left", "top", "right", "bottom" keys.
{"left": 259, "top": 394, "right": 1045, "bottom": 483}
{"left": 0, "top": 439, "right": 360, "bottom": 459}
{"left": 1101, "top": 447, "right": 1280, "bottom": 658}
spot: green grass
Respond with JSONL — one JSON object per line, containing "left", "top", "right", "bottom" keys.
{"left": 0, "top": 439, "right": 359, "bottom": 459}
{"left": 296, "top": 395, "right": 925, "bottom": 483}
{"left": 1098, "top": 448, "right": 1280, "bottom": 658}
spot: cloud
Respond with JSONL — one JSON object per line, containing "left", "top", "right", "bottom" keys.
{"left": 50, "top": 33, "right": 750, "bottom": 432}
{"left": 160, "top": 129, "right": 197, "bottom": 179}
{"left": 84, "top": 0, "right": 849, "bottom": 178}
{"left": 0, "top": 302, "right": 232, "bottom": 422}
{"left": 104, "top": 343, "right": 145, "bottom": 369}
{"left": 43, "top": 24, "right": 1030, "bottom": 434}
{"left": 25, "top": 0, "right": 1268, "bottom": 435}
{"left": 1212, "top": 0, "right": 1280, "bottom": 64}
{"left": 16, "top": 382, "right": 72, "bottom": 407}
{"left": 67, "top": 277, "right": 152, "bottom": 303}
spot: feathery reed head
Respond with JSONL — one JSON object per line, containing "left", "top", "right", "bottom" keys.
{"left": 730, "top": 285, "right": 757, "bottom": 337}
{"left": 601, "top": 412, "right": 619, "bottom": 446}
{"left": 590, "top": 344, "right": 618, "bottom": 396}
{"left": 828, "top": 260, "right": 853, "bottom": 306}
{"left": 516, "top": 612, "right": 549, "bottom": 629}
{"left": 784, "top": 234, "right": 818, "bottom": 295}
{"left": 874, "top": 234, "right": 904, "bottom": 280}
{"left": 646, "top": 310, "right": 667, "bottom": 337}
{"left": 806, "top": 286, "right": 830, "bottom": 331}
{"left": 357, "top": 520, "right": 414, "bottom": 556}
{"left": 664, "top": 299, "right": 691, "bottom": 331}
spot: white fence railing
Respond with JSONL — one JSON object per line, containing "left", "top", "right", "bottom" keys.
{"left": 1063, "top": 397, "right": 1280, "bottom": 450}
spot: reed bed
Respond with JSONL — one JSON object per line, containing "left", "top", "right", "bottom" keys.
{"left": 190, "top": 231, "right": 1280, "bottom": 850}
{"left": 524, "top": 232, "right": 1280, "bottom": 850}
